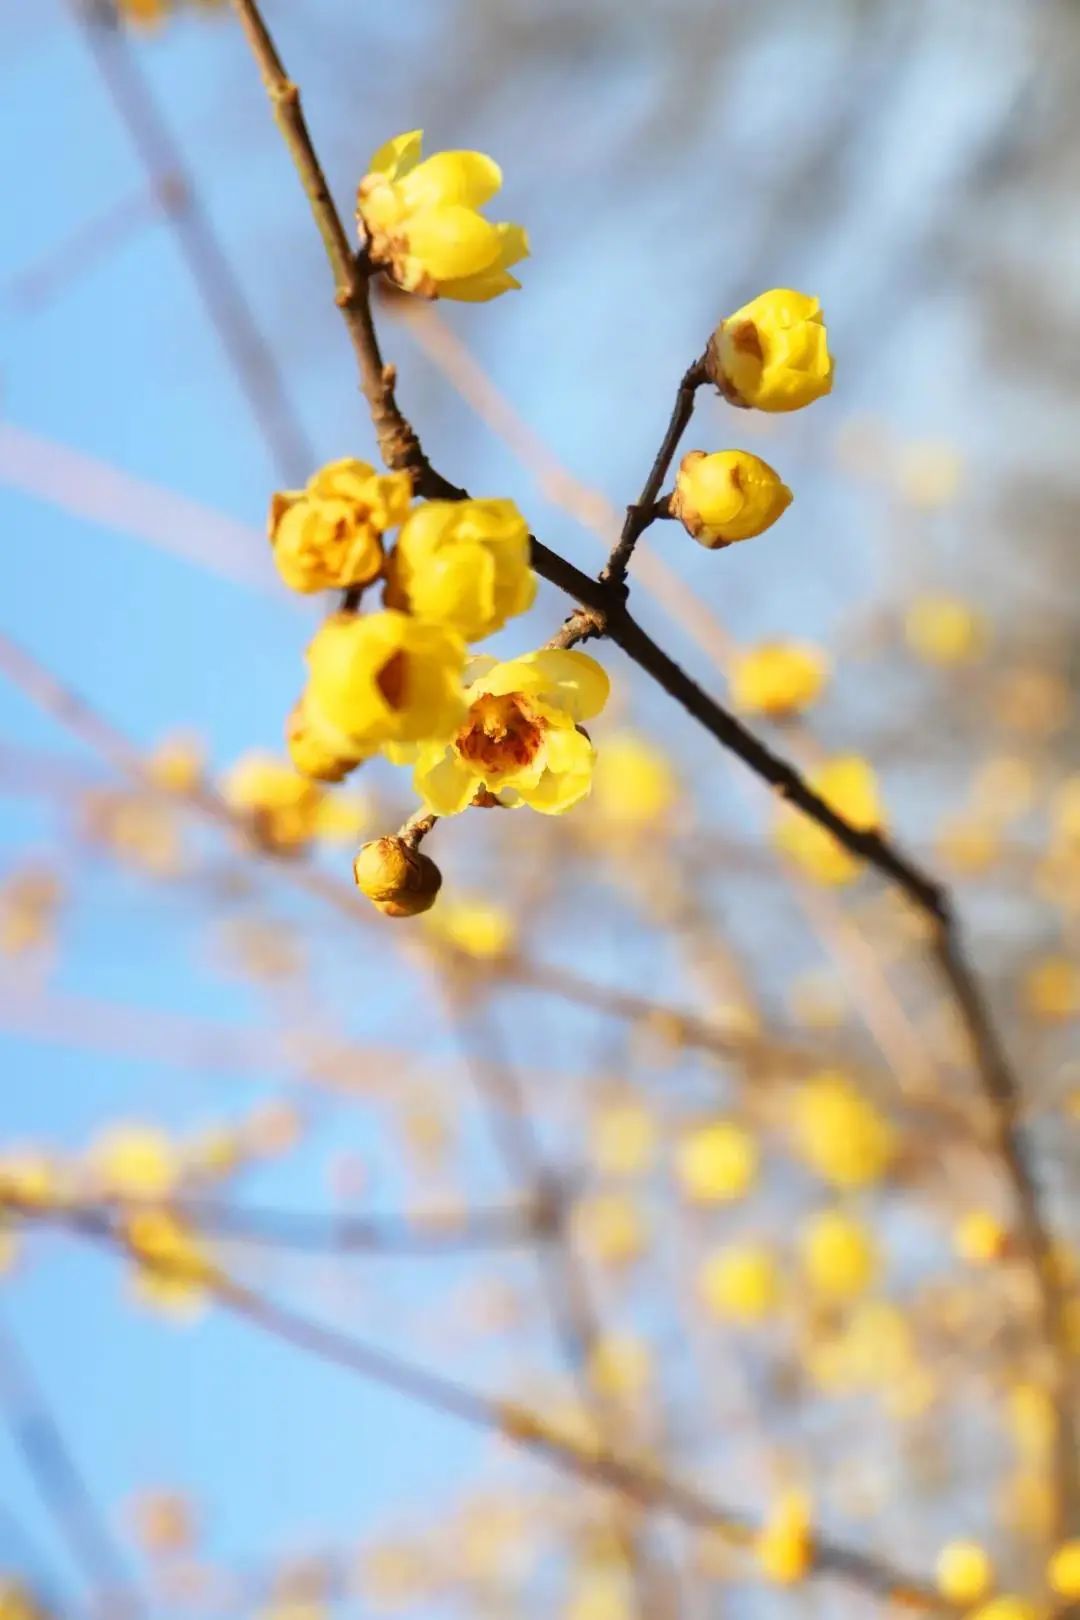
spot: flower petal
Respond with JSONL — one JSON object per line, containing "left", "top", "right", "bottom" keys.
{"left": 414, "top": 745, "right": 479, "bottom": 817}
{"left": 367, "top": 130, "right": 423, "bottom": 181}
{"left": 398, "top": 150, "right": 502, "bottom": 211}
{"left": 405, "top": 206, "right": 502, "bottom": 281}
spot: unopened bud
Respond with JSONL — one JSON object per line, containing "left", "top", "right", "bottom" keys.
{"left": 671, "top": 450, "right": 791, "bottom": 548}
{"left": 286, "top": 701, "right": 363, "bottom": 784}
{"left": 353, "top": 836, "right": 442, "bottom": 918}
{"left": 706, "top": 288, "right": 833, "bottom": 413}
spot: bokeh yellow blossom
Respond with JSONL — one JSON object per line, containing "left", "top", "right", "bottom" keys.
{"left": 1023, "top": 954, "right": 1080, "bottom": 1020}
{"left": 413, "top": 649, "right": 608, "bottom": 816}
{"left": 699, "top": 1243, "right": 780, "bottom": 1323}
{"left": 710, "top": 289, "right": 833, "bottom": 412}
{"left": 671, "top": 449, "right": 792, "bottom": 547}
{"left": 935, "top": 1541, "right": 993, "bottom": 1605}
{"left": 588, "top": 732, "right": 677, "bottom": 830}
{"left": 423, "top": 895, "right": 515, "bottom": 958}
{"left": 269, "top": 459, "right": 411, "bottom": 595}
{"left": 730, "top": 641, "right": 828, "bottom": 718}
{"left": 774, "top": 756, "right": 883, "bottom": 886}
{"left": 589, "top": 1097, "right": 656, "bottom": 1178}
{"left": 791, "top": 1073, "right": 893, "bottom": 1188}
{"left": 799, "top": 1209, "right": 877, "bottom": 1300}
{"left": 1048, "top": 1541, "right": 1080, "bottom": 1600}
{"left": 757, "top": 1491, "right": 813, "bottom": 1584}
{"left": 89, "top": 1125, "right": 179, "bottom": 1200}
{"left": 221, "top": 752, "right": 327, "bottom": 854}
{"left": 573, "top": 1192, "right": 646, "bottom": 1268}
{"left": 385, "top": 498, "right": 535, "bottom": 641}
{"left": 675, "top": 1120, "right": 758, "bottom": 1204}
{"left": 357, "top": 131, "right": 528, "bottom": 301}
{"left": 904, "top": 594, "right": 985, "bottom": 666}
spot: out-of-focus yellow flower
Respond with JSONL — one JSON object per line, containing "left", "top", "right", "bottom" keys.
{"left": 587, "top": 1333, "right": 652, "bottom": 1403}
{"left": 1023, "top": 955, "right": 1080, "bottom": 1020}
{"left": 954, "top": 1209, "right": 1009, "bottom": 1265}
{"left": 413, "top": 649, "right": 608, "bottom": 816}
{"left": 285, "top": 701, "right": 362, "bottom": 784}
{"left": 791, "top": 1073, "right": 893, "bottom": 1188}
{"left": 1053, "top": 775, "right": 1080, "bottom": 849}
{"left": 565, "top": 1568, "right": 634, "bottom": 1620}
{"left": 671, "top": 449, "right": 792, "bottom": 548}
{"left": 935, "top": 1541, "right": 993, "bottom": 1606}
{"left": 131, "top": 1489, "right": 197, "bottom": 1556}
{"left": 935, "top": 814, "right": 1000, "bottom": 877}
{"left": 145, "top": 731, "right": 204, "bottom": 795}
{"left": 573, "top": 1192, "right": 646, "bottom": 1268}
{"left": 589, "top": 1097, "right": 656, "bottom": 1178}
{"left": 969, "top": 1600, "right": 1039, "bottom": 1620}
{"left": 0, "top": 1580, "right": 47, "bottom": 1620}
{"left": 1048, "top": 1541, "right": 1080, "bottom": 1600}
{"left": 357, "top": 131, "right": 528, "bottom": 302}
{"left": 117, "top": 0, "right": 168, "bottom": 25}
{"left": 699, "top": 1243, "right": 780, "bottom": 1323}
{"left": 302, "top": 611, "right": 466, "bottom": 762}
{"left": 904, "top": 594, "right": 985, "bottom": 666}
{"left": 0, "top": 869, "right": 62, "bottom": 957}
{"left": 589, "top": 732, "right": 677, "bottom": 831}
{"left": 972, "top": 755, "right": 1035, "bottom": 825}
{"left": 799, "top": 1209, "right": 877, "bottom": 1300}
{"left": 124, "top": 1209, "right": 211, "bottom": 1318}
{"left": 221, "top": 752, "right": 326, "bottom": 854}
{"left": 730, "top": 641, "right": 828, "bottom": 718}
{"left": 353, "top": 837, "right": 442, "bottom": 919}
{"left": 423, "top": 895, "right": 515, "bottom": 958}
{"left": 894, "top": 441, "right": 963, "bottom": 509}
{"left": 1008, "top": 1382, "right": 1055, "bottom": 1461}
{"left": 710, "top": 289, "right": 833, "bottom": 413}
{"left": 997, "top": 666, "right": 1070, "bottom": 738}
{"left": 269, "top": 459, "right": 411, "bottom": 595}
{"left": 774, "top": 756, "right": 883, "bottom": 887}
{"left": 385, "top": 498, "right": 535, "bottom": 641}
{"left": 89, "top": 1125, "right": 178, "bottom": 1200}
{"left": 0, "top": 1151, "right": 61, "bottom": 1211}
{"left": 311, "top": 791, "right": 372, "bottom": 845}
{"left": 675, "top": 1120, "right": 758, "bottom": 1204}
{"left": 756, "top": 1491, "right": 813, "bottom": 1584}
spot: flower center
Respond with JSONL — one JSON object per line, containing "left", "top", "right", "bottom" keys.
{"left": 376, "top": 650, "right": 409, "bottom": 711}
{"left": 456, "top": 693, "right": 544, "bottom": 775}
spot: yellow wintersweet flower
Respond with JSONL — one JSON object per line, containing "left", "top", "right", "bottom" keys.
{"left": 413, "top": 649, "right": 609, "bottom": 816}
{"left": 904, "top": 594, "right": 985, "bottom": 666}
{"left": 756, "top": 1491, "right": 813, "bottom": 1584}
{"left": 954, "top": 1209, "right": 1009, "bottom": 1264}
{"left": 1048, "top": 1541, "right": 1080, "bottom": 1600}
{"left": 675, "top": 1120, "right": 758, "bottom": 1204}
{"left": 124, "top": 1209, "right": 212, "bottom": 1318}
{"left": 353, "top": 836, "right": 442, "bottom": 919}
{"left": 573, "top": 1192, "right": 646, "bottom": 1268}
{"left": 671, "top": 450, "right": 792, "bottom": 548}
{"left": 730, "top": 641, "right": 828, "bottom": 718}
{"left": 117, "top": 0, "right": 168, "bottom": 25}
{"left": 935, "top": 1542, "right": 993, "bottom": 1606}
{"left": 221, "top": 752, "right": 326, "bottom": 854}
{"left": 385, "top": 498, "right": 535, "bottom": 641}
{"left": 89, "top": 1125, "right": 179, "bottom": 1200}
{"left": 0, "top": 1151, "right": 61, "bottom": 1211}
{"left": 1023, "top": 954, "right": 1080, "bottom": 1021}
{"left": 774, "top": 756, "right": 883, "bottom": 887}
{"left": 145, "top": 730, "right": 204, "bottom": 795}
{"left": 589, "top": 1097, "right": 656, "bottom": 1178}
{"left": 969, "top": 1600, "right": 1040, "bottom": 1620}
{"left": 302, "top": 611, "right": 467, "bottom": 762}
{"left": 791, "top": 1073, "right": 893, "bottom": 1189}
{"left": 710, "top": 289, "right": 833, "bottom": 413}
{"left": 587, "top": 1333, "right": 652, "bottom": 1402}
{"left": 423, "top": 895, "right": 515, "bottom": 958}
{"left": 269, "top": 459, "right": 411, "bottom": 595}
{"left": 799, "top": 1209, "right": 877, "bottom": 1300}
{"left": 699, "top": 1243, "right": 780, "bottom": 1323}
{"left": 589, "top": 732, "right": 677, "bottom": 830}
{"left": 357, "top": 131, "right": 528, "bottom": 302}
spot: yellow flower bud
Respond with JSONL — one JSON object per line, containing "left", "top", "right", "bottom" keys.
{"left": 935, "top": 1541, "right": 993, "bottom": 1606}
{"left": 709, "top": 289, "right": 833, "bottom": 413}
{"left": 757, "top": 1491, "right": 813, "bottom": 1585}
{"left": 385, "top": 498, "right": 535, "bottom": 641}
{"left": 354, "top": 836, "right": 442, "bottom": 918}
{"left": 671, "top": 450, "right": 792, "bottom": 548}
{"left": 285, "top": 700, "right": 365, "bottom": 784}
{"left": 774, "top": 756, "right": 883, "bottom": 887}
{"left": 699, "top": 1243, "right": 780, "bottom": 1323}
{"left": 676, "top": 1120, "right": 758, "bottom": 1204}
{"left": 221, "top": 751, "right": 326, "bottom": 854}
{"left": 954, "top": 1209, "right": 1009, "bottom": 1264}
{"left": 269, "top": 459, "right": 411, "bottom": 595}
{"left": 357, "top": 131, "right": 528, "bottom": 302}
{"left": 904, "top": 594, "right": 985, "bottom": 666}
{"left": 791, "top": 1073, "right": 893, "bottom": 1189}
{"left": 730, "top": 641, "right": 827, "bottom": 718}
{"left": 799, "top": 1209, "right": 877, "bottom": 1300}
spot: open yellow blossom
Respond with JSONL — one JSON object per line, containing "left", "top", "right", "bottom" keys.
{"left": 269, "top": 459, "right": 411, "bottom": 595}
{"left": 423, "top": 895, "right": 515, "bottom": 958}
{"left": 671, "top": 449, "right": 792, "bottom": 547}
{"left": 774, "top": 756, "right": 883, "bottom": 886}
{"left": 589, "top": 732, "right": 677, "bottom": 830}
{"left": 710, "top": 289, "right": 833, "bottom": 413}
{"left": 221, "top": 752, "right": 326, "bottom": 854}
{"left": 954, "top": 1209, "right": 1009, "bottom": 1264}
{"left": 730, "top": 641, "right": 828, "bottom": 718}
{"left": 935, "top": 1542, "right": 993, "bottom": 1606}
{"left": 413, "top": 649, "right": 609, "bottom": 816}
{"left": 699, "top": 1243, "right": 780, "bottom": 1323}
{"left": 676, "top": 1120, "right": 758, "bottom": 1204}
{"left": 385, "top": 498, "right": 535, "bottom": 641}
{"left": 89, "top": 1125, "right": 179, "bottom": 1200}
{"left": 757, "top": 1491, "right": 813, "bottom": 1584}
{"left": 904, "top": 594, "right": 985, "bottom": 666}
{"left": 799, "top": 1210, "right": 877, "bottom": 1300}
{"left": 357, "top": 131, "right": 528, "bottom": 301}
{"left": 791, "top": 1073, "right": 893, "bottom": 1188}
{"left": 124, "top": 1209, "right": 211, "bottom": 1318}
{"left": 1023, "top": 954, "right": 1080, "bottom": 1020}
{"left": 1048, "top": 1541, "right": 1080, "bottom": 1600}
{"left": 353, "top": 836, "right": 442, "bottom": 919}
{"left": 302, "top": 611, "right": 467, "bottom": 762}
